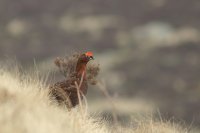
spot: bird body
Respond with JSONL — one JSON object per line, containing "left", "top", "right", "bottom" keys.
{"left": 50, "top": 52, "right": 94, "bottom": 109}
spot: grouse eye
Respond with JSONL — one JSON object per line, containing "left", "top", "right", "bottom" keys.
{"left": 87, "top": 56, "right": 94, "bottom": 60}
{"left": 90, "top": 56, "right": 94, "bottom": 60}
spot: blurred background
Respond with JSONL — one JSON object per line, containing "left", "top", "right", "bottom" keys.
{"left": 0, "top": 0, "right": 200, "bottom": 129}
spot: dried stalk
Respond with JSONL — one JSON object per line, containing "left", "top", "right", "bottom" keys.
{"left": 97, "top": 80, "right": 119, "bottom": 125}
{"left": 74, "top": 71, "right": 85, "bottom": 117}
{"left": 80, "top": 91, "right": 88, "bottom": 117}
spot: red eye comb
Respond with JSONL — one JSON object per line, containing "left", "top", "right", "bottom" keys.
{"left": 85, "top": 51, "right": 93, "bottom": 57}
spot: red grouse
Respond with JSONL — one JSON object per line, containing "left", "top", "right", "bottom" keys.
{"left": 49, "top": 52, "right": 94, "bottom": 109}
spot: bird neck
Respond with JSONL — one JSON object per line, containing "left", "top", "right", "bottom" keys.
{"left": 76, "top": 62, "right": 87, "bottom": 79}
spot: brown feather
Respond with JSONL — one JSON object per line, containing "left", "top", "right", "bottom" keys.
{"left": 49, "top": 53, "right": 92, "bottom": 109}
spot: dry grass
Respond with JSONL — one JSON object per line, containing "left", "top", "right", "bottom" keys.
{"left": 0, "top": 65, "right": 108, "bottom": 133}
{"left": 113, "top": 119, "right": 189, "bottom": 133}
{"left": 133, "top": 120, "right": 188, "bottom": 133}
{"left": 0, "top": 63, "right": 192, "bottom": 133}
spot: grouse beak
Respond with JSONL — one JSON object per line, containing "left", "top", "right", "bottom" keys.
{"left": 90, "top": 56, "right": 94, "bottom": 60}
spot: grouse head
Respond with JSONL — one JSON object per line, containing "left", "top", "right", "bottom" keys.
{"left": 78, "top": 51, "right": 94, "bottom": 64}
{"left": 76, "top": 51, "right": 94, "bottom": 77}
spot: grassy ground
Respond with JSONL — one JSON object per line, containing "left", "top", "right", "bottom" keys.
{"left": 0, "top": 64, "right": 192, "bottom": 133}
